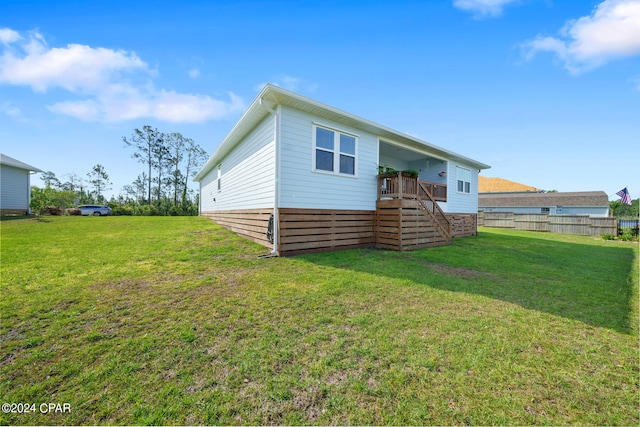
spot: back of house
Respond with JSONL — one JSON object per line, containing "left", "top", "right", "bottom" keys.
{"left": 195, "top": 84, "right": 490, "bottom": 255}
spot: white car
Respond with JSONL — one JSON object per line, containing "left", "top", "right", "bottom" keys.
{"left": 78, "top": 205, "right": 112, "bottom": 216}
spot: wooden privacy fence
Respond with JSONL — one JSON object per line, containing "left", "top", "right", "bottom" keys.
{"left": 478, "top": 211, "right": 617, "bottom": 236}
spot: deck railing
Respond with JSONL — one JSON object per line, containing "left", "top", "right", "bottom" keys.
{"left": 377, "top": 173, "right": 447, "bottom": 202}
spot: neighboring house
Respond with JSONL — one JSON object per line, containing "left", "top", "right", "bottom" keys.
{"left": 479, "top": 176, "right": 541, "bottom": 193}
{"left": 479, "top": 191, "right": 610, "bottom": 217}
{"left": 195, "top": 84, "right": 490, "bottom": 255}
{"left": 0, "top": 153, "right": 43, "bottom": 215}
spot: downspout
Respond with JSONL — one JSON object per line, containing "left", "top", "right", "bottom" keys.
{"left": 198, "top": 180, "right": 202, "bottom": 216}
{"left": 259, "top": 98, "right": 280, "bottom": 256}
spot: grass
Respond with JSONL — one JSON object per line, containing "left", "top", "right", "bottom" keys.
{"left": 1, "top": 216, "right": 638, "bottom": 425}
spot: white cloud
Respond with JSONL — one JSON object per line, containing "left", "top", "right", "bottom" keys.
{"left": 453, "top": 0, "right": 520, "bottom": 17}
{"left": 0, "top": 28, "right": 245, "bottom": 122}
{"left": 188, "top": 68, "right": 201, "bottom": 79}
{"left": 0, "top": 100, "right": 21, "bottom": 117}
{"left": 47, "top": 88, "right": 245, "bottom": 123}
{"left": 0, "top": 28, "right": 21, "bottom": 45}
{"left": 521, "top": 0, "right": 640, "bottom": 74}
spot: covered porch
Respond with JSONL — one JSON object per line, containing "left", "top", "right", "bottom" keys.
{"left": 378, "top": 140, "right": 448, "bottom": 204}
{"left": 377, "top": 173, "right": 447, "bottom": 202}
{"left": 376, "top": 141, "right": 453, "bottom": 251}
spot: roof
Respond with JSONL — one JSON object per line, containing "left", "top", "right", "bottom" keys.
{"left": 479, "top": 176, "right": 540, "bottom": 193}
{"left": 195, "top": 84, "right": 491, "bottom": 181}
{"left": 0, "top": 153, "right": 43, "bottom": 172}
{"left": 479, "top": 191, "right": 609, "bottom": 208}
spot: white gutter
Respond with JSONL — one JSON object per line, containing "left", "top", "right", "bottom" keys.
{"left": 258, "top": 97, "right": 280, "bottom": 256}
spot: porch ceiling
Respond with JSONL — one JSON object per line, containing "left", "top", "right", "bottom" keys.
{"left": 379, "top": 141, "right": 440, "bottom": 163}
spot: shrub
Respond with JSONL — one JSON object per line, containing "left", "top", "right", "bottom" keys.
{"left": 402, "top": 169, "right": 420, "bottom": 178}
{"left": 377, "top": 165, "right": 398, "bottom": 175}
{"left": 139, "top": 205, "right": 157, "bottom": 216}
{"left": 619, "top": 228, "right": 635, "bottom": 242}
{"left": 66, "top": 208, "right": 82, "bottom": 216}
{"left": 110, "top": 205, "right": 134, "bottom": 216}
{"left": 600, "top": 233, "right": 615, "bottom": 241}
{"left": 43, "top": 205, "right": 63, "bottom": 216}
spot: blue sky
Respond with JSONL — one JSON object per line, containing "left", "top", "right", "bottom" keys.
{"left": 1, "top": 0, "right": 639, "bottom": 201}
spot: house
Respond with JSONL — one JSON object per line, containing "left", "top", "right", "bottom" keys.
{"left": 479, "top": 191, "right": 610, "bottom": 217}
{"left": 479, "top": 176, "right": 541, "bottom": 193}
{"left": 0, "top": 153, "right": 43, "bottom": 215}
{"left": 195, "top": 84, "right": 490, "bottom": 255}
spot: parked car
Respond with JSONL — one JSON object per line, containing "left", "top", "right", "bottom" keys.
{"left": 78, "top": 205, "right": 112, "bottom": 216}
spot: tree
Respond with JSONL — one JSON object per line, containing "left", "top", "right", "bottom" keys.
{"left": 609, "top": 200, "right": 621, "bottom": 217}
{"left": 182, "top": 137, "right": 207, "bottom": 204}
{"left": 60, "top": 173, "right": 82, "bottom": 192}
{"left": 152, "top": 136, "right": 171, "bottom": 203}
{"left": 87, "top": 164, "right": 112, "bottom": 202}
{"left": 41, "top": 171, "right": 61, "bottom": 189}
{"left": 167, "top": 132, "right": 186, "bottom": 206}
{"left": 123, "top": 126, "right": 163, "bottom": 205}
{"left": 134, "top": 172, "right": 149, "bottom": 204}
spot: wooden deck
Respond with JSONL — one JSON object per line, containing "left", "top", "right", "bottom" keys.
{"left": 378, "top": 173, "right": 447, "bottom": 202}
{"left": 375, "top": 174, "right": 452, "bottom": 251}
{"left": 202, "top": 175, "right": 466, "bottom": 255}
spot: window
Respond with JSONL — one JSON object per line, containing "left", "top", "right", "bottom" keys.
{"left": 456, "top": 166, "right": 471, "bottom": 193}
{"left": 541, "top": 207, "right": 550, "bottom": 214}
{"left": 313, "top": 125, "right": 357, "bottom": 176}
{"left": 217, "top": 165, "right": 221, "bottom": 191}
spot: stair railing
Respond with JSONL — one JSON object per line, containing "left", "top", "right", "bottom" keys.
{"left": 417, "top": 181, "right": 451, "bottom": 240}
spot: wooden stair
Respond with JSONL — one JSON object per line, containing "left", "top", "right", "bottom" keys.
{"left": 375, "top": 183, "right": 452, "bottom": 251}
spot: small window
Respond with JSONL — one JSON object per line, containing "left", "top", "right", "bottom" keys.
{"left": 217, "top": 165, "right": 221, "bottom": 191}
{"left": 313, "top": 125, "right": 357, "bottom": 176}
{"left": 456, "top": 167, "right": 471, "bottom": 194}
{"left": 541, "top": 207, "right": 550, "bottom": 214}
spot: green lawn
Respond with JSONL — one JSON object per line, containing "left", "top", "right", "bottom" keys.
{"left": 1, "top": 216, "right": 638, "bottom": 425}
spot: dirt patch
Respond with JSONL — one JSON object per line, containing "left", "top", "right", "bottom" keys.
{"left": 426, "top": 263, "right": 485, "bottom": 278}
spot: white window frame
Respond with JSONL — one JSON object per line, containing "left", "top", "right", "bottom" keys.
{"left": 456, "top": 166, "right": 471, "bottom": 194}
{"left": 312, "top": 123, "right": 358, "bottom": 177}
{"left": 217, "top": 165, "right": 222, "bottom": 192}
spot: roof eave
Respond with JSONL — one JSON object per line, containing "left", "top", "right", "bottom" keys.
{"left": 194, "top": 86, "right": 273, "bottom": 182}
{"left": 194, "top": 84, "right": 491, "bottom": 181}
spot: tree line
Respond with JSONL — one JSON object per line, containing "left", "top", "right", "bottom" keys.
{"left": 30, "top": 126, "right": 208, "bottom": 216}
{"left": 610, "top": 199, "right": 639, "bottom": 219}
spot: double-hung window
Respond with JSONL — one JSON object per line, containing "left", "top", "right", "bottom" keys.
{"left": 313, "top": 125, "right": 357, "bottom": 176}
{"left": 456, "top": 166, "right": 471, "bottom": 194}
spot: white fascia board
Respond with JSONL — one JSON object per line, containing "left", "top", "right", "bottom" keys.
{"left": 194, "top": 86, "right": 274, "bottom": 182}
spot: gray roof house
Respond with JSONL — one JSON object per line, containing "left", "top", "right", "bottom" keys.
{"left": 1, "top": 153, "right": 43, "bottom": 215}
{"left": 479, "top": 191, "right": 610, "bottom": 217}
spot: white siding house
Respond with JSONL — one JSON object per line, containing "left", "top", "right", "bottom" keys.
{"left": 0, "top": 154, "right": 43, "bottom": 215}
{"left": 200, "top": 115, "right": 275, "bottom": 212}
{"left": 195, "top": 84, "right": 490, "bottom": 255}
